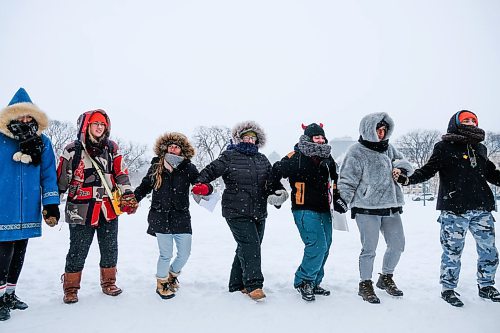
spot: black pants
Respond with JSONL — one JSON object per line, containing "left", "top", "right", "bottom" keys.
{"left": 226, "top": 217, "right": 266, "bottom": 293}
{"left": 0, "top": 239, "right": 28, "bottom": 286}
{"left": 65, "top": 217, "right": 118, "bottom": 273}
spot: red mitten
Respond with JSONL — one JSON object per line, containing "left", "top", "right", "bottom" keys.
{"left": 120, "top": 192, "right": 139, "bottom": 214}
{"left": 192, "top": 183, "right": 210, "bottom": 196}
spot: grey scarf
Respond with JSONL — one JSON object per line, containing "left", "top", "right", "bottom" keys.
{"left": 164, "top": 153, "right": 185, "bottom": 169}
{"left": 297, "top": 135, "right": 332, "bottom": 158}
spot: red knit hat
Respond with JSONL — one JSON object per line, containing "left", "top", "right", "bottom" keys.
{"left": 458, "top": 111, "right": 478, "bottom": 125}
{"left": 89, "top": 112, "right": 108, "bottom": 127}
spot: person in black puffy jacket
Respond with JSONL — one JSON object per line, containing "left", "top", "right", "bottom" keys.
{"left": 398, "top": 110, "right": 500, "bottom": 307}
{"left": 134, "top": 132, "right": 199, "bottom": 300}
{"left": 193, "top": 121, "right": 285, "bottom": 301}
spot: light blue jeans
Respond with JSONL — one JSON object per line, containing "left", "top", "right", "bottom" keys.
{"left": 155, "top": 233, "right": 192, "bottom": 279}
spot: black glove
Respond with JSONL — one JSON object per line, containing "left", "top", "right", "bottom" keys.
{"left": 42, "top": 204, "right": 60, "bottom": 227}
{"left": 20, "top": 135, "right": 44, "bottom": 165}
{"left": 396, "top": 174, "right": 409, "bottom": 186}
{"left": 332, "top": 190, "right": 348, "bottom": 213}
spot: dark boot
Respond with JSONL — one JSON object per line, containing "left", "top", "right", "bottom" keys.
{"left": 0, "top": 295, "right": 10, "bottom": 321}
{"left": 376, "top": 273, "right": 403, "bottom": 296}
{"left": 3, "top": 292, "right": 29, "bottom": 310}
{"left": 478, "top": 285, "right": 500, "bottom": 302}
{"left": 358, "top": 280, "right": 380, "bottom": 304}
{"left": 100, "top": 267, "right": 122, "bottom": 296}
{"left": 296, "top": 281, "right": 315, "bottom": 302}
{"left": 441, "top": 290, "right": 464, "bottom": 307}
{"left": 313, "top": 285, "right": 331, "bottom": 296}
{"left": 62, "top": 271, "right": 82, "bottom": 304}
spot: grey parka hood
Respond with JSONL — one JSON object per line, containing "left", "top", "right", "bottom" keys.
{"left": 359, "top": 112, "right": 395, "bottom": 142}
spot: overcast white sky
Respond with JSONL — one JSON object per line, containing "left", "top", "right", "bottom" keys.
{"left": 1, "top": 0, "right": 499, "bottom": 156}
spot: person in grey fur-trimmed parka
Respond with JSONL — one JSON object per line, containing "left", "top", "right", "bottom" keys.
{"left": 338, "top": 112, "right": 414, "bottom": 304}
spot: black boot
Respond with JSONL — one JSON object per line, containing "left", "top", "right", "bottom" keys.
{"left": 376, "top": 273, "right": 403, "bottom": 296}
{"left": 3, "top": 292, "right": 29, "bottom": 310}
{"left": 296, "top": 281, "right": 315, "bottom": 302}
{"left": 478, "top": 285, "right": 500, "bottom": 302}
{"left": 0, "top": 295, "right": 11, "bottom": 321}
{"left": 313, "top": 285, "right": 331, "bottom": 296}
{"left": 441, "top": 290, "right": 464, "bottom": 307}
{"left": 358, "top": 280, "right": 380, "bottom": 304}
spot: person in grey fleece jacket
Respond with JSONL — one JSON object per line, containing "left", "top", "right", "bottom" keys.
{"left": 338, "top": 112, "right": 414, "bottom": 304}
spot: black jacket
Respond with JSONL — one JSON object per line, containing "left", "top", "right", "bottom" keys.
{"left": 134, "top": 157, "right": 199, "bottom": 235}
{"left": 196, "top": 149, "right": 277, "bottom": 220}
{"left": 408, "top": 141, "right": 500, "bottom": 214}
{"left": 271, "top": 149, "right": 338, "bottom": 212}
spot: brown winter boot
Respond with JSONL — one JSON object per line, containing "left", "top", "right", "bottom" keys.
{"left": 156, "top": 278, "right": 176, "bottom": 299}
{"left": 100, "top": 267, "right": 122, "bottom": 296}
{"left": 167, "top": 271, "right": 180, "bottom": 291}
{"left": 62, "top": 271, "right": 82, "bottom": 304}
{"left": 248, "top": 288, "right": 266, "bottom": 301}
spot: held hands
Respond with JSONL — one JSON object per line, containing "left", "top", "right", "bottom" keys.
{"left": 332, "top": 189, "right": 348, "bottom": 214}
{"left": 396, "top": 174, "right": 409, "bottom": 186}
{"left": 120, "top": 191, "right": 139, "bottom": 214}
{"left": 42, "top": 204, "right": 60, "bottom": 227}
{"left": 267, "top": 189, "right": 289, "bottom": 207}
{"left": 192, "top": 183, "right": 211, "bottom": 196}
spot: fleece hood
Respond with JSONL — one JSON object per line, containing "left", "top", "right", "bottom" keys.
{"left": 359, "top": 112, "right": 395, "bottom": 142}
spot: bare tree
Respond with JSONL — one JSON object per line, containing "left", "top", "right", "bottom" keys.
{"left": 484, "top": 131, "right": 500, "bottom": 158}
{"left": 192, "top": 125, "right": 231, "bottom": 170}
{"left": 396, "top": 129, "right": 441, "bottom": 168}
{"left": 44, "top": 120, "right": 77, "bottom": 157}
{"left": 113, "top": 138, "right": 149, "bottom": 174}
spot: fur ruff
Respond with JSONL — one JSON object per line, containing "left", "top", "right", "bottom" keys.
{"left": 232, "top": 120, "right": 266, "bottom": 148}
{"left": 0, "top": 102, "right": 49, "bottom": 138}
{"left": 154, "top": 132, "right": 195, "bottom": 159}
{"left": 359, "top": 112, "right": 395, "bottom": 142}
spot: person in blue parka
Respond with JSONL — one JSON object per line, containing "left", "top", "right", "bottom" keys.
{"left": 0, "top": 88, "right": 60, "bottom": 321}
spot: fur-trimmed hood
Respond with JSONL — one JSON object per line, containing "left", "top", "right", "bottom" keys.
{"left": 359, "top": 112, "right": 395, "bottom": 142}
{"left": 0, "top": 88, "right": 49, "bottom": 139}
{"left": 154, "top": 132, "right": 195, "bottom": 159}
{"left": 232, "top": 120, "right": 266, "bottom": 148}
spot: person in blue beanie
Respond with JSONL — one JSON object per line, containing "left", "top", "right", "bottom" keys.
{"left": 0, "top": 88, "right": 60, "bottom": 321}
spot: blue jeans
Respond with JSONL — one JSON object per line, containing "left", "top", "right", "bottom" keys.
{"left": 292, "top": 210, "right": 332, "bottom": 287}
{"left": 439, "top": 210, "right": 498, "bottom": 289}
{"left": 155, "top": 233, "right": 192, "bottom": 279}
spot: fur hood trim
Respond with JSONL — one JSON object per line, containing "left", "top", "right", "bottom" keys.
{"left": 232, "top": 120, "right": 266, "bottom": 148}
{"left": 0, "top": 102, "right": 49, "bottom": 138}
{"left": 359, "top": 112, "right": 395, "bottom": 142}
{"left": 154, "top": 132, "right": 195, "bottom": 159}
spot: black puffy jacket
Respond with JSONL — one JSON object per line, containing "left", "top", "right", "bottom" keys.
{"left": 408, "top": 116, "right": 500, "bottom": 214}
{"left": 271, "top": 148, "right": 338, "bottom": 212}
{"left": 196, "top": 149, "right": 276, "bottom": 220}
{"left": 134, "top": 157, "right": 199, "bottom": 235}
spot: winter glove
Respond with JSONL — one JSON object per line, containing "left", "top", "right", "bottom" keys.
{"left": 19, "top": 135, "right": 44, "bottom": 165}
{"left": 332, "top": 190, "right": 348, "bottom": 214}
{"left": 120, "top": 190, "right": 139, "bottom": 214}
{"left": 396, "top": 174, "right": 410, "bottom": 186}
{"left": 192, "top": 183, "right": 211, "bottom": 196}
{"left": 267, "top": 189, "right": 289, "bottom": 207}
{"left": 42, "top": 204, "right": 60, "bottom": 227}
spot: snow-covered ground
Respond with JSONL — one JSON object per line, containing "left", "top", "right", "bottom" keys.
{"left": 5, "top": 197, "right": 499, "bottom": 332}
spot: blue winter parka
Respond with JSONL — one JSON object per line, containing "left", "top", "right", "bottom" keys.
{"left": 0, "top": 98, "right": 59, "bottom": 241}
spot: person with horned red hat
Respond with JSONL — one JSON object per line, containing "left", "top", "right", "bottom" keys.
{"left": 397, "top": 110, "right": 500, "bottom": 307}
{"left": 57, "top": 109, "right": 138, "bottom": 304}
{"left": 0, "top": 88, "right": 60, "bottom": 321}
{"left": 338, "top": 112, "right": 414, "bottom": 304}
{"left": 270, "top": 122, "right": 346, "bottom": 302}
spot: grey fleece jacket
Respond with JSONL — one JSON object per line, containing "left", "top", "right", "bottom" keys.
{"left": 338, "top": 112, "right": 414, "bottom": 210}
